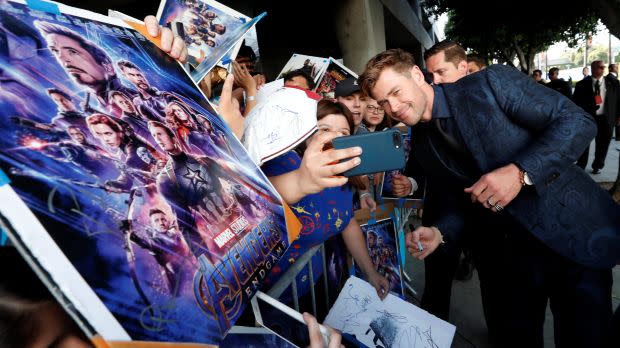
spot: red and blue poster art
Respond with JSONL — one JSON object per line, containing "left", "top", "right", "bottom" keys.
{"left": 0, "top": 0, "right": 298, "bottom": 344}
{"left": 354, "top": 218, "right": 405, "bottom": 297}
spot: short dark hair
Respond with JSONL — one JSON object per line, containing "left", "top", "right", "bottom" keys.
{"left": 35, "top": 21, "right": 112, "bottom": 67}
{"left": 149, "top": 208, "right": 166, "bottom": 217}
{"left": 46, "top": 88, "right": 71, "bottom": 101}
{"left": 117, "top": 60, "right": 140, "bottom": 71}
{"left": 466, "top": 54, "right": 487, "bottom": 68}
{"left": 282, "top": 69, "right": 315, "bottom": 89}
{"left": 424, "top": 40, "right": 466, "bottom": 67}
{"left": 548, "top": 67, "right": 559, "bottom": 77}
{"left": 533, "top": 69, "right": 542, "bottom": 75}
{"left": 237, "top": 43, "right": 256, "bottom": 62}
{"left": 359, "top": 49, "right": 416, "bottom": 98}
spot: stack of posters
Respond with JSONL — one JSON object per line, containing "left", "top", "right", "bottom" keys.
{"left": 0, "top": 0, "right": 299, "bottom": 345}
{"left": 314, "top": 58, "right": 358, "bottom": 100}
{"left": 325, "top": 276, "right": 456, "bottom": 348}
{"left": 353, "top": 218, "right": 404, "bottom": 297}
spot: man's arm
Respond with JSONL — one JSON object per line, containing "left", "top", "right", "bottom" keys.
{"left": 488, "top": 66, "right": 596, "bottom": 197}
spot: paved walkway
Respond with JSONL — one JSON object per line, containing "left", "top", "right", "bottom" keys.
{"left": 583, "top": 139, "right": 619, "bottom": 184}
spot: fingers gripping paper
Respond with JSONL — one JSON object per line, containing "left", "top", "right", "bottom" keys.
{"left": 242, "top": 87, "right": 320, "bottom": 165}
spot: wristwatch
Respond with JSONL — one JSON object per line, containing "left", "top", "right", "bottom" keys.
{"left": 518, "top": 168, "right": 533, "bottom": 186}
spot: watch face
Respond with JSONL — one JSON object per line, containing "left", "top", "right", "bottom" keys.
{"left": 524, "top": 172, "right": 533, "bottom": 185}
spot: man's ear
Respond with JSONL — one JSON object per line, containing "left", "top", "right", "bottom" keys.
{"left": 411, "top": 65, "right": 425, "bottom": 86}
{"left": 458, "top": 60, "right": 468, "bottom": 74}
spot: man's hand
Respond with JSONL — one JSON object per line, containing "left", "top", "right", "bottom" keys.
{"left": 359, "top": 193, "right": 377, "bottom": 212}
{"left": 303, "top": 312, "right": 344, "bottom": 348}
{"left": 368, "top": 271, "right": 390, "bottom": 300}
{"left": 406, "top": 226, "right": 442, "bottom": 259}
{"left": 391, "top": 173, "right": 412, "bottom": 197}
{"left": 144, "top": 16, "right": 188, "bottom": 63}
{"left": 464, "top": 163, "right": 522, "bottom": 212}
{"left": 216, "top": 74, "right": 244, "bottom": 139}
{"left": 297, "top": 132, "right": 362, "bottom": 196}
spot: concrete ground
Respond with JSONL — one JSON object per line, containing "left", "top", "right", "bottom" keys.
{"left": 402, "top": 139, "right": 620, "bottom": 348}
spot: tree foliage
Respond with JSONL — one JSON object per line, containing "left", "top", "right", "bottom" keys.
{"left": 422, "top": 0, "right": 599, "bottom": 73}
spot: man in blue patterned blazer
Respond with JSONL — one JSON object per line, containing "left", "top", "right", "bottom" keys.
{"left": 359, "top": 49, "right": 620, "bottom": 348}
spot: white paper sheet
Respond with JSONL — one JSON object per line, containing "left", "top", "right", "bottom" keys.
{"left": 325, "top": 276, "right": 456, "bottom": 348}
{"left": 242, "top": 87, "right": 319, "bottom": 165}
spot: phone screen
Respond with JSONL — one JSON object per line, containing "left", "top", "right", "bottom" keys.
{"left": 254, "top": 296, "right": 311, "bottom": 348}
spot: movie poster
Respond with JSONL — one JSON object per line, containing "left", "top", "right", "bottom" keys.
{"left": 0, "top": 0, "right": 297, "bottom": 344}
{"left": 276, "top": 53, "right": 329, "bottom": 83}
{"left": 354, "top": 218, "right": 404, "bottom": 297}
{"left": 157, "top": 0, "right": 260, "bottom": 70}
{"left": 314, "top": 58, "right": 357, "bottom": 100}
{"left": 380, "top": 126, "right": 413, "bottom": 200}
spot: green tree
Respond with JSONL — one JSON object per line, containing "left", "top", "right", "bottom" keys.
{"left": 423, "top": 0, "right": 599, "bottom": 74}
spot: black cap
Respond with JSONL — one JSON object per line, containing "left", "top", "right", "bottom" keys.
{"left": 334, "top": 77, "right": 360, "bottom": 98}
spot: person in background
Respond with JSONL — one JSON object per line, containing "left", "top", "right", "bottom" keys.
{"left": 546, "top": 67, "right": 572, "bottom": 99}
{"left": 424, "top": 40, "right": 468, "bottom": 84}
{"left": 573, "top": 60, "right": 620, "bottom": 174}
{"left": 532, "top": 69, "right": 545, "bottom": 84}
{"left": 335, "top": 77, "right": 367, "bottom": 134}
{"left": 282, "top": 69, "right": 315, "bottom": 90}
{"left": 467, "top": 54, "right": 487, "bottom": 74}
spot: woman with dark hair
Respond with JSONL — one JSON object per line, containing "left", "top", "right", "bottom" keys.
{"left": 262, "top": 99, "right": 390, "bottom": 307}
{"left": 362, "top": 97, "right": 391, "bottom": 132}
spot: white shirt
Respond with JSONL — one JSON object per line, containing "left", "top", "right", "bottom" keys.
{"left": 592, "top": 77, "right": 606, "bottom": 116}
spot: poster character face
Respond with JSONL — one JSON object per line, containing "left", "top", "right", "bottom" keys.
{"left": 171, "top": 103, "right": 190, "bottom": 121}
{"left": 120, "top": 66, "right": 150, "bottom": 91}
{"left": 45, "top": 34, "right": 108, "bottom": 87}
{"left": 150, "top": 212, "right": 170, "bottom": 233}
{"left": 149, "top": 123, "right": 176, "bottom": 152}
{"left": 112, "top": 93, "right": 136, "bottom": 114}
{"left": 136, "top": 147, "right": 153, "bottom": 164}
{"left": 90, "top": 123, "right": 122, "bottom": 149}
{"left": 67, "top": 127, "right": 86, "bottom": 144}
{"left": 211, "top": 24, "right": 226, "bottom": 35}
{"left": 367, "top": 231, "right": 377, "bottom": 247}
{"left": 49, "top": 92, "right": 75, "bottom": 112}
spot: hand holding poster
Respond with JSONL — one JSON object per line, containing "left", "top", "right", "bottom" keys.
{"left": 354, "top": 218, "right": 405, "bottom": 297}
{"left": 0, "top": 0, "right": 298, "bottom": 344}
{"left": 277, "top": 53, "right": 330, "bottom": 84}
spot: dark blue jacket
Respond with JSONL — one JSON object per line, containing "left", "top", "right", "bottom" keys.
{"left": 418, "top": 64, "right": 620, "bottom": 269}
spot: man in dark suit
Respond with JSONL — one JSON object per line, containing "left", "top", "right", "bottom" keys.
{"left": 545, "top": 67, "right": 572, "bottom": 98}
{"left": 610, "top": 64, "right": 620, "bottom": 140}
{"left": 359, "top": 49, "right": 620, "bottom": 348}
{"left": 573, "top": 60, "right": 620, "bottom": 173}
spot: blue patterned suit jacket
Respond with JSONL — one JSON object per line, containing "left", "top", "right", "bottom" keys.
{"left": 421, "top": 64, "right": 620, "bottom": 269}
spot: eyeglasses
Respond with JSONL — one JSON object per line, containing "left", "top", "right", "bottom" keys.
{"left": 366, "top": 105, "right": 385, "bottom": 114}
